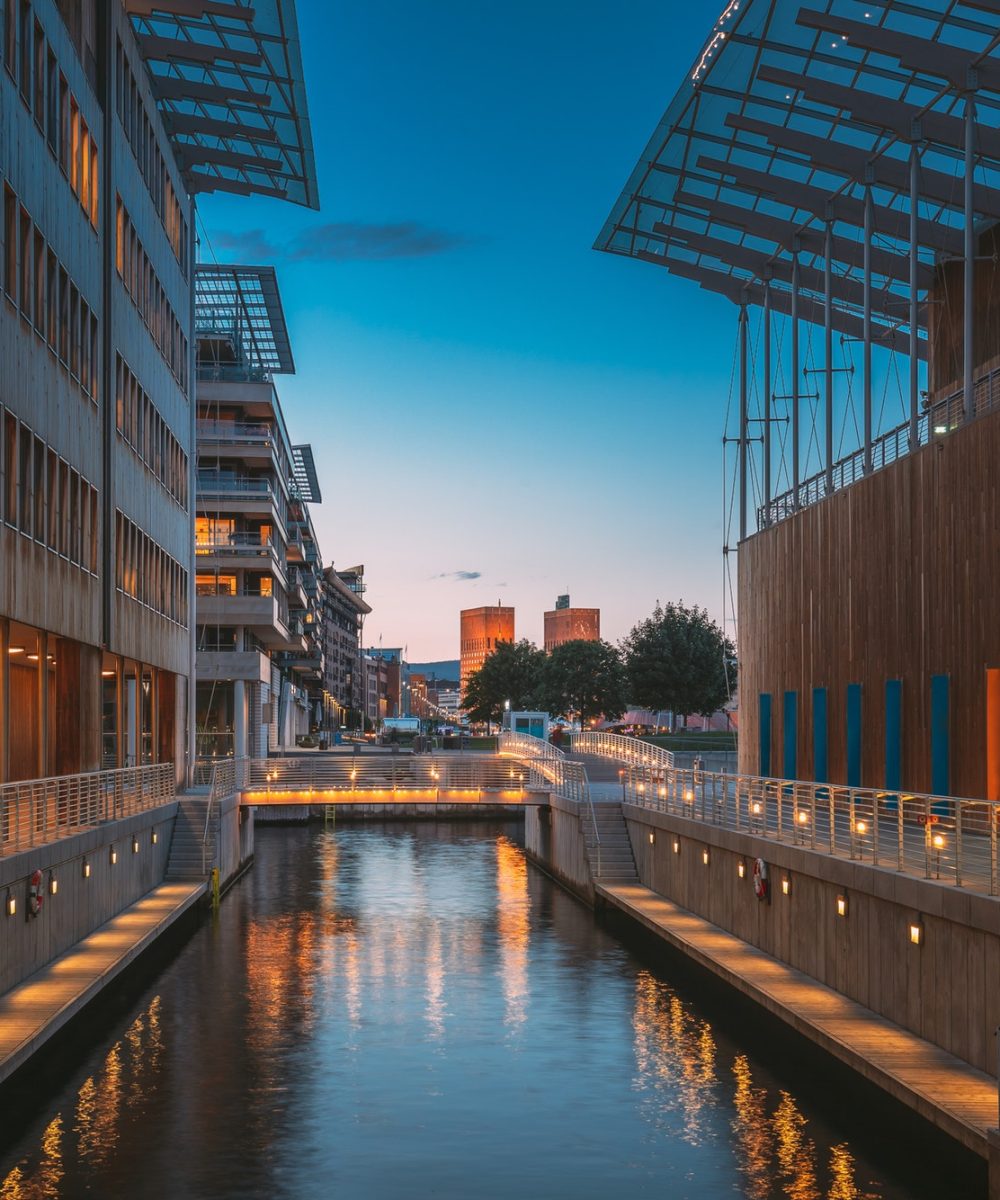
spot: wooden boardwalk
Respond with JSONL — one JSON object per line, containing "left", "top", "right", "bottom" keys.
{"left": 0, "top": 882, "right": 205, "bottom": 1088}
{"left": 598, "top": 882, "right": 999, "bottom": 1158}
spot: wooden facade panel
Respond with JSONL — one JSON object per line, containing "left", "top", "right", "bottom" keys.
{"left": 739, "top": 406, "right": 1000, "bottom": 799}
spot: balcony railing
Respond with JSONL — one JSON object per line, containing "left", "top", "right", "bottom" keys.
{"left": 196, "top": 532, "right": 280, "bottom": 559}
{"left": 196, "top": 421, "right": 274, "bottom": 443}
{"left": 196, "top": 475, "right": 274, "bottom": 498}
{"left": 760, "top": 364, "right": 1000, "bottom": 528}
{"left": 1, "top": 764, "right": 176, "bottom": 855}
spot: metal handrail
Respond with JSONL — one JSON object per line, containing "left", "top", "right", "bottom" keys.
{"left": 498, "top": 732, "right": 600, "bottom": 871}
{"left": 761, "top": 365, "right": 1000, "bottom": 527}
{"left": 201, "top": 759, "right": 248, "bottom": 873}
{"left": 620, "top": 760, "right": 1000, "bottom": 896}
{"left": 0, "top": 764, "right": 175, "bottom": 855}
{"left": 569, "top": 731, "right": 675, "bottom": 770}
{"left": 241, "top": 754, "right": 546, "bottom": 795}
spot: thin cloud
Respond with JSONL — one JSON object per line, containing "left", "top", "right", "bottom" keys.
{"left": 287, "top": 221, "right": 472, "bottom": 262}
{"left": 209, "top": 221, "right": 473, "bottom": 265}
{"left": 211, "top": 228, "right": 281, "bottom": 261}
{"left": 433, "top": 570, "right": 482, "bottom": 582}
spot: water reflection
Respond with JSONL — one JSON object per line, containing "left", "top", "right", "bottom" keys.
{"left": 0, "top": 826, "right": 953, "bottom": 1199}
{"left": 634, "top": 979, "right": 888, "bottom": 1200}
{"left": 494, "top": 835, "right": 530, "bottom": 1030}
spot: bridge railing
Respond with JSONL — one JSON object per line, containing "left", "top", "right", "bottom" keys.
{"left": 498, "top": 731, "right": 599, "bottom": 870}
{"left": 0, "top": 763, "right": 176, "bottom": 856}
{"left": 568, "top": 731, "right": 675, "bottom": 770}
{"left": 620, "top": 762, "right": 1000, "bottom": 895}
{"left": 241, "top": 754, "right": 545, "bottom": 796}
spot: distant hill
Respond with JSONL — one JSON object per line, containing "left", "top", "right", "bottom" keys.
{"left": 409, "top": 660, "right": 460, "bottom": 682}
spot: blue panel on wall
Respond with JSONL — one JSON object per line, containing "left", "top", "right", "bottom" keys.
{"left": 931, "top": 674, "right": 950, "bottom": 805}
{"left": 813, "top": 687, "right": 828, "bottom": 783}
{"left": 885, "top": 679, "right": 902, "bottom": 807}
{"left": 783, "top": 691, "right": 797, "bottom": 780}
{"left": 846, "top": 684, "right": 862, "bottom": 787}
{"left": 759, "top": 694, "right": 772, "bottom": 777}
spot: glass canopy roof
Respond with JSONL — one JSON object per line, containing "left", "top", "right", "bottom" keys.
{"left": 195, "top": 264, "right": 294, "bottom": 374}
{"left": 596, "top": 0, "right": 1000, "bottom": 359}
{"left": 126, "top": 0, "right": 318, "bottom": 209}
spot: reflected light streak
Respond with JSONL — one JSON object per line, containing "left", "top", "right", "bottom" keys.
{"left": 774, "top": 1091, "right": 820, "bottom": 1200}
{"left": 495, "top": 836, "right": 530, "bottom": 1031}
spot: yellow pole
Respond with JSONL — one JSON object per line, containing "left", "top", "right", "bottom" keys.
{"left": 211, "top": 867, "right": 220, "bottom": 909}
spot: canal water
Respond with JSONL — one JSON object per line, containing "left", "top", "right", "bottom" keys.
{"left": 0, "top": 823, "right": 975, "bottom": 1199}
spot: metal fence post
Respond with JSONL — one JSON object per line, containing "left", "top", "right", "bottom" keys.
{"left": 955, "top": 800, "right": 963, "bottom": 887}
{"left": 898, "top": 795, "right": 905, "bottom": 871}
{"left": 992, "top": 805, "right": 998, "bottom": 897}
{"left": 849, "top": 791, "right": 856, "bottom": 859}
{"left": 924, "top": 797, "right": 933, "bottom": 878}
{"left": 873, "top": 792, "right": 880, "bottom": 867}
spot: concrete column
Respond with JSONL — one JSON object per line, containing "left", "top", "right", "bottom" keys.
{"left": 234, "top": 679, "right": 247, "bottom": 759}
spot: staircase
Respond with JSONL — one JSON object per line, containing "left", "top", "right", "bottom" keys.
{"left": 584, "top": 801, "right": 639, "bottom": 884}
{"left": 165, "top": 793, "right": 214, "bottom": 881}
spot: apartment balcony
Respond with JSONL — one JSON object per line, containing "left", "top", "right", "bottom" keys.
{"left": 196, "top": 420, "right": 291, "bottom": 477}
{"left": 197, "top": 593, "right": 290, "bottom": 648}
{"left": 195, "top": 532, "right": 288, "bottom": 583}
{"left": 196, "top": 649, "right": 271, "bottom": 685}
{"left": 196, "top": 474, "right": 288, "bottom": 533}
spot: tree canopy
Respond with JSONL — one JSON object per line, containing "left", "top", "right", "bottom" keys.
{"left": 461, "top": 639, "right": 547, "bottom": 725}
{"left": 621, "top": 601, "right": 736, "bottom": 725}
{"left": 540, "top": 639, "right": 628, "bottom": 724}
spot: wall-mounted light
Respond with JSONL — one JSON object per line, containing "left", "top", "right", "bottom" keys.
{"left": 909, "top": 919, "right": 924, "bottom": 946}
{"left": 5, "top": 891, "right": 15, "bottom": 917}
{"left": 648, "top": 831, "right": 655, "bottom": 845}
{"left": 683, "top": 789, "right": 694, "bottom": 803}
{"left": 781, "top": 877, "right": 791, "bottom": 895}
{"left": 151, "top": 830, "right": 158, "bottom": 845}
{"left": 49, "top": 874, "right": 58, "bottom": 896}
{"left": 702, "top": 849, "right": 710, "bottom": 866}
{"left": 751, "top": 801, "right": 762, "bottom": 816}
{"left": 837, "top": 894, "right": 848, "bottom": 917}
{"left": 672, "top": 839, "right": 680, "bottom": 855}
{"left": 110, "top": 847, "right": 118, "bottom": 865}
{"left": 82, "top": 859, "right": 91, "bottom": 879}
{"left": 737, "top": 861, "right": 746, "bottom": 879}
{"left": 132, "top": 836, "right": 140, "bottom": 854}
{"left": 854, "top": 820, "right": 867, "bottom": 836}
{"left": 796, "top": 811, "right": 809, "bottom": 827}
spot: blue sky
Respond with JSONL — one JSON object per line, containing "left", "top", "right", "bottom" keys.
{"left": 199, "top": 2, "right": 740, "bottom": 659}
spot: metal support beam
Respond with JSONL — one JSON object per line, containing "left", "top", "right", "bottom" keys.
{"left": 864, "top": 185, "right": 874, "bottom": 474}
{"left": 763, "top": 283, "right": 772, "bottom": 522}
{"left": 739, "top": 302, "right": 748, "bottom": 542}
{"left": 965, "top": 92, "right": 977, "bottom": 424}
{"left": 792, "top": 246, "right": 801, "bottom": 508}
{"left": 824, "top": 221, "right": 834, "bottom": 495}
{"left": 909, "top": 140, "right": 921, "bottom": 451}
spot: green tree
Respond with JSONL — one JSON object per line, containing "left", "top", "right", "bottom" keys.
{"left": 622, "top": 602, "right": 736, "bottom": 728}
{"left": 462, "top": 639, "right": 546, "bottom": 725}
{"left": 540, "top": 639, "right": 628, "bottom": 725}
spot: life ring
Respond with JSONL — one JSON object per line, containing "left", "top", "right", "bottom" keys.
{"left": 28, "top": 868, "right": 43, "bottom": 918}
{"left": 752, "top": 858, "right": 769, "bottom": 902}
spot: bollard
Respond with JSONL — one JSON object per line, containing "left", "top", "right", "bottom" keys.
{"left": 210, "top": 867, "right": 220, "bottom": 909}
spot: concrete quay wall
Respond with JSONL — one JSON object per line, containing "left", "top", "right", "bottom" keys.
{"left": 0, "top": 803, "right": 178, "bottom": 995}
{"left": 623, "top": 805, "right": 1000, "bottom": 1077}
{"left": 523, "top": 796, "right": 594, "bottom": 906}
{"left": 217, "top": 793, "right": 254, "bottom": 887}
{"left": 253, "top": 802, "right": 529, "bottom": 823}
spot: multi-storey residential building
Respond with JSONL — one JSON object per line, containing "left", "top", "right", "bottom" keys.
{"left": 0, "top": 1, "right": 315, "bottom": 784}
{"left": 320, "top": 563, "right": 370, "bottom": 729}
{"left": 194, "top": 264, "right": 328, "bottom": 757}
{"left": 460, "top": 606, "right": 514, "bottom": 697}
{"left": 543, "top": 595, "right": 600, "bottom": 652}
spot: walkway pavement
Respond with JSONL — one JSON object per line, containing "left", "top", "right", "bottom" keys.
{"left": 0, "top": 882, "right": 205, "bottom": 1087}
{"left": 598, "top": 882, "right": 999, "bottom": 1158}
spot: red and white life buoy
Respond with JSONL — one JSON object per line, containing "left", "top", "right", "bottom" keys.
{"left": 28, "top": 868, "right": 43, "bottom": 918}
{"left": 752, "top": 858, "right": 769, "bottom": 902}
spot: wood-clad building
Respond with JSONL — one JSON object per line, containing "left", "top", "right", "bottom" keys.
{"left": 0, "top": 0, "right": 317, "bottom": 786}
{"left": 596, "top": 0, "right": 1000, "bottom": 803}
